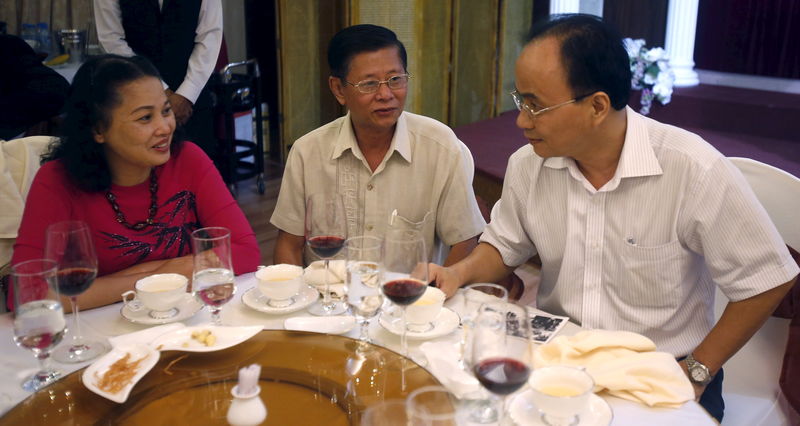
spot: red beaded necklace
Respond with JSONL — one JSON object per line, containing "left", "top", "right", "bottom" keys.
{"left": 105, "top": 169, "right": 159, "bottom": 230}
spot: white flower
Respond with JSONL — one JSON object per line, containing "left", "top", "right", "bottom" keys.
{"left": 643, "top": 72, "right": 656, "bottom": 85}
{"left": 644, "top": 47, "right": 666, "bottom": 62}
{"left": 623, "top": 38, "right": 646, "bottom": 59}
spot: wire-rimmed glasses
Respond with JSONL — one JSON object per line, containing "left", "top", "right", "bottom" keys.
{"left": 510, "top": 89, "right": 593, "bottom": 119}
{"left": 344, "top": 74, "right": 411, "bottom": 94}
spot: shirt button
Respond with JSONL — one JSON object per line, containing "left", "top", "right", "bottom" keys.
{"left": 367, "top": 184, "right": 374, "bottom": 191}
{"left": 366, "top": 224, "right": 374, "bottom": 231}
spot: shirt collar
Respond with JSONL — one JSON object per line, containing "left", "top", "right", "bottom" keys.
{"left": 331, "top": 112, "right": 412, "bottom": 163}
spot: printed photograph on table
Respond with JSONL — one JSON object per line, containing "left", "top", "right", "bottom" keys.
{"left": 529, "top": 312, "right": 569, "bottom": 344}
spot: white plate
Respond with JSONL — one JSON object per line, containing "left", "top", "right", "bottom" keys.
{"left": 150, "top": 325, "right": 262, "bottom": 352}
{"left": 241, "top": 286, "right": 319, "bottom": 315}
{"left": 509, "top": 390, "right": 613, "bottom": 426}
{"left": 378, "top": 307, "right": 460, "bottom": 340}
{"left": 82, "top": 343, "right": 160, "bottom": 404}
{"left": 120, "top": 293, "right": 203, "bottom": 325}
{"left": 284, "top": 316, "right": 356, "bottom": 335}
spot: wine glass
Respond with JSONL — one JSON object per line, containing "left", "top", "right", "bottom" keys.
{"left": 45, "top": 220, "right": 106, "bottom": 363}
{"left": 345, "top": 236, "right": 383, "bottom": 345}
{"left": 192, "top": 227, "right": 235, "bottom": 325}
{"left": 305, "top": 192, "right": 348, "bottom": 316}
{"left": 11, "top": 259, "right": 66, "bottom": 391}
{"left": 470, "top": 301, "right": 531, "bottom": 424}
{"left": 380, "top": 229, "right": 428, "bottom": 361}
{"left": 406, "top": 385, "right": 459, "bottom": 425}
{"left": 460, "top": 283, "right": 509, "bottom": 369}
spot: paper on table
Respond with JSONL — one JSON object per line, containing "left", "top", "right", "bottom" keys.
{"left": 419, "top": 341, "right": 482, "bottom": 399}
{"left": 532, "top": 330, "right": 694, "bottom": 408}
{"left": 107, "top": 323, "right": 184, "bottom": 348}
{"left": 304, "top": 260, "right": 347, "bottom": 298}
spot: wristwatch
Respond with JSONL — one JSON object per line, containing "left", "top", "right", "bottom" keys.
{"left": 685, "top": 354, "right": 713, "bottom": 385}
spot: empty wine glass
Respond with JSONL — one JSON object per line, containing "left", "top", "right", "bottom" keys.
{"left": 460, "top": 283, "right": 509, "bottom": 369}
{"left": 46, "top": 220, "right": 106, "bottom": 363}
{"left": 11, "top": 259, "right": 66, "bottom": 391}
{"left": 381, "top": 229, "right": 428, "bottom": 362}
{"left": 192, "top": 227, "right": 235, "bottom": 325}
{"left": 345, "top": 236, "right": 383, "bottom": 345}
{"left": 305, "top": 192, "right": 348, "bottom": 316}
{"left": 470, "top": 301, "right": 531, "bottom": 424}
{"left": 406, "top": 385, "right": 459, "bottom": 425}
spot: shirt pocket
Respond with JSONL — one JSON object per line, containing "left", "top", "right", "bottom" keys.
{"left": 614, "top": 239, "right": 689, "bottom": 311}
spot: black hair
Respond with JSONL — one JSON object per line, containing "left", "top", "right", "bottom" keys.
{"left": 42, "top": 54, "right": 183, "bottom": 191}
{"left": 527, "top": 14, "right": 631, "bottom": 110}
{"left": 327, "top": 24, "right": 408, "bottom": 79}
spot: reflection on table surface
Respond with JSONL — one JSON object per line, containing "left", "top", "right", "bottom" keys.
{"left": 2, "top": 330, "right": 441, "bottom": 425}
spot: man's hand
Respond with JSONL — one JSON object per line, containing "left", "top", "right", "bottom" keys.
{"left": 428, "top": 263, "right": 463, "bottom": 298}
{"left": 166, "top": 89, "right": 193, "bottom": 125}
{"left": 678, "top": 359, "right": 708, "bottom": 401}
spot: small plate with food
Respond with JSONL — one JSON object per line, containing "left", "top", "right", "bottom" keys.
{"left": 83, "top": 343, "right": 160, "bottom": 403}
{"left": 150, "top": 325, "right": 263, "bottom": 352}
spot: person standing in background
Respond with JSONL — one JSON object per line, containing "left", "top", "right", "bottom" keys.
{"left": 94, "top": 0, "right": 222, "bottom": 160}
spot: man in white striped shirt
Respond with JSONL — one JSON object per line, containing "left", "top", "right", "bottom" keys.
{"left": 431, "top": 15, "right": 798, "bottom": 422}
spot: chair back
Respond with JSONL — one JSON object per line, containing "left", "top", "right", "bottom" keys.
{"left": 714, "top": 157, "right": 800, "bottom": 425}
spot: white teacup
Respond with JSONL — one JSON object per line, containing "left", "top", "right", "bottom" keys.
{"left": 405, "top": 286, "right": 445, "bottom": 332}
{"left": 529, "top": 365, "right": 595, "bottom": 426}
{"left": 256, "top": 264, "right": 304, "bottom": 307}
{"left": 122, "top": 273, "right": 188, "bottom": 319}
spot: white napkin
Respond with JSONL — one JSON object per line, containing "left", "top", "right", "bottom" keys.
{"left": 532, "top": 330, "right": 694, "bottom": 408}
{"left": 419, "top": 340, "right": 482, "bottom": 399}
{"left": 304, "top": 260, "right": 347, "bottom": 298}
{"left": 107, "top": 323, "right": 184, "bottom": 348}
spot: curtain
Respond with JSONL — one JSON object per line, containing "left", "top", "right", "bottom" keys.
{"left": 1, "top": 0, "right": 95, "bottom": 44}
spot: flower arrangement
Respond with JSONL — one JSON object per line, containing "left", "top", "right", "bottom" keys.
{"left": 623, "top": 38, "right": 674, "bottom": 115}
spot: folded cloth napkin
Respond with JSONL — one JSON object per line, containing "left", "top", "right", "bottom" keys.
{"left": 304, "top": 260, "right": 347, "bottom": 298}
{"left": 419, "top": 340, "right": 482, "bottom": 399}
{"left": 532, "top": 329, "right": 694, "bottom": 408}
{"left": 108, "top": 323, "right": 184, "bottom": 348}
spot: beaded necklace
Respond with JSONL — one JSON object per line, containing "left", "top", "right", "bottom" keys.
{"left": 105, "top": 169, "right": 158, "bottom": 230}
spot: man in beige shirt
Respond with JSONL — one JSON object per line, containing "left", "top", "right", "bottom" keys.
{"left": 271, "top": 24, "right": 485, "bottom": 266}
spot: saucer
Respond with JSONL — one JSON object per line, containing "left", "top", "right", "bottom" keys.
{"left": 150, "top": 325, "right": 262, "bottom": 352}
{"left": 241, "top": 286, "right": 319, "bottom": 315}
{"left": 120, "top": 294, "right": 203, "bottom": 325}
{"left": 378, "top": 307, "right": 460, "bottom": 340}
{"left": 83, "top": 343, "right": 160, "bottom": 403}
{"left": 509, "top": 390, "right": 613, "bottom": 426}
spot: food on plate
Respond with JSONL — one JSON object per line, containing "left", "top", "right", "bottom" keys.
{"left": 94, "top": 352, "right": 147, "bottom": 394}
{"left": 191, "top": 329, "right": 216, "bottom": 346}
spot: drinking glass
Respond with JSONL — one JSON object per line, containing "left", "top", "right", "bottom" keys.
{"left": 470, "top": 301, "right": 531, "bottom": 424}
{"left": 305, "top": 192, "right": 348, "bottom": 316}
{"left": 192, "top": 227, "right": 235, "bottom": 325}
{"left": 345, "top": 236, "right": 383, "bottom": 345}
{"left": 45, "top": 220, "right": 106, "bottom": 363}
{"left": 406, "top": 385, "right": 459, "bottom": 425}
{"left": 360, "top": 399, "right": 407, "bottom": 426}
{"left": 11, "top": 259, "right": 65, "bottom": 391}
{"left": 381, "top": 229, "right": 428, "bottom": 361}
{"left": 460, "top": 283, "right": 509, "bottom": 369}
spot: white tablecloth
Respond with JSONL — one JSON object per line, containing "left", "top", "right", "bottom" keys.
{"left": 0, "top": 272, "right": 715, "bottom": 424}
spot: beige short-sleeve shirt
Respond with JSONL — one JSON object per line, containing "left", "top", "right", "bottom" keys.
{"left": 271, "top": 111, "right": 486, "bottom": 263}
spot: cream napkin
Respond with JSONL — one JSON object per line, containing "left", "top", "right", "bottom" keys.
{"left": 107, "top": 324, "right": 185, "bottom": 348}
{"left": 419, "top": 340, "right": 483, "bottom": 399}
{"left": 303, "top": 260, "right": 347, "bottom": 298}
{"left": 532, "top": 330, "right": 694, "bottom": 408}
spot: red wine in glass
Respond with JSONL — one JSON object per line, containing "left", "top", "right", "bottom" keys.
{"left": 56, "top": 267, "right": 97, "bottom": 297}
{"left": 308, "top": 235, "right": 346, "bottom": 259}
{"left": 473, "top": 357, "right": 531, "bottom": 395}
{"left": 382, "top": 278, "right": 427, "bottom": 306}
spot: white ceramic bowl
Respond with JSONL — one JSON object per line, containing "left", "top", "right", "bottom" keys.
{"left": 256, "top": 264, "right": 303, "bottom": 302}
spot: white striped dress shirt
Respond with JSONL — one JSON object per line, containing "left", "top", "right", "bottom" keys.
{"left": 481, "top": 107, "right": 799, "bottom": 356}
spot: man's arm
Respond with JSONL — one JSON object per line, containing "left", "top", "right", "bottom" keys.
{"left": 174, "top": 0, "right": 222, "bottom": 105}
{"left": 683, "top": 276, "right": 797, "bottom": 398}
{"left": 274, "top": 230, "right": 305, "bottom": 267}
{"left": 430, "top": 242, "right": 514, "bottom": 298}
{"left": 93, "top": 0, "right": 136, "bottom": 56}
{"left": 443, "top": 236, "right": 478, "bottom": 267}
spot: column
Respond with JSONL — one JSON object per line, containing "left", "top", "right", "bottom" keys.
{"left": 550, "top": 0, "right": 580, "bottom": 15}
{"left": 664, "top": 0, "right": 700, "bottom": 87}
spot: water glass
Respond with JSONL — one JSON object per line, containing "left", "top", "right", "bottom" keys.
{"left": 345, "top": 236, "right": 383, "bottom": 344}
{"left": 406, "top": 385, "right": 458, "bottom": 425}
{"left": 192, "top": 227, "right": 235, "bottom": 325}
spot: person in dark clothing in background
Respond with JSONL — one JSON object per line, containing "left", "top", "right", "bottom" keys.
{"left": 0, "top": 34, "right": 69, "bottom": 140}
{"left": 94, "top": 0, "right": 222, "bottom": 160}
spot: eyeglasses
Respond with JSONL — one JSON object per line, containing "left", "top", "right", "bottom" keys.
{"left": 510, "top": 90, "right": 594, "bottom": 119}
{"left": 344, "top": 74, "right": 411, "bottom": 94}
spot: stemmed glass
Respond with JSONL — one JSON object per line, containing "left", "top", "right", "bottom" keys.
{"left": 192, "top": 227, "right": 235, "bottom": 326}
{"left": 460, "top": 283, "right": 509, "bottom": 369}
{"left": 11, "top": 259, "right": 66, "bottom": 391}
{"left": 406, "top": 385, "right": 459, "bottom": 425}
{"left": 305, "top": 192, "right": 348, "bottom": 316}
{"left": 345, "top": 236, "right": 383, "bottom": 345}
{"left": 46, "top": 220, "right": 106, "bottom": 363}
{"left": 380, "top": 229, "right": 428, "bottom": 361}
{"left": 470, "top": 301, "right": 532, "bottom": 424}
